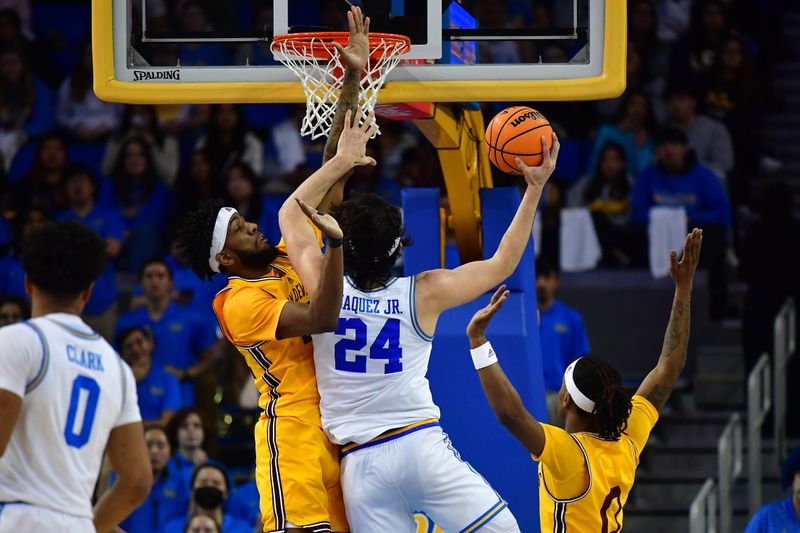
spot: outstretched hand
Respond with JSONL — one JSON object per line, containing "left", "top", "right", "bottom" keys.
{"left": 515, "top": 132, "right": 560, "bottom": 189}
{"left": 467, "top": 285, "right": 510, "bottom": 343}
{"left": 669, "top": 227, "right": 703, "bottom": 289}
{"left": 336, "top": 109, "right": 378, "bottom": 167}
{"left": 333, "top": 6, "right": 370, "bottom": 72}
{"left": 296, "top": 198, "right": 343, "bottom": 240}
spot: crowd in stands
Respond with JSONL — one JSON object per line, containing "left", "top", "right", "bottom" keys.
{"left": 0, "top": 0, "right": 796, "bottom": 531}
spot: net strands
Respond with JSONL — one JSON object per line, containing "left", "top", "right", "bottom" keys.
{"left": 271, "top": 33, "right": 410, "bottom": 140}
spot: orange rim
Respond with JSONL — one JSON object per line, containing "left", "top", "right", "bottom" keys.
{"left": 272, "top": 32, "right": 411, "bottom": 60}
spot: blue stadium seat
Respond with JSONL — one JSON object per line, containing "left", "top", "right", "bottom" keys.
{"left": 7, "top": 143, "right": 37, "bottom": 183}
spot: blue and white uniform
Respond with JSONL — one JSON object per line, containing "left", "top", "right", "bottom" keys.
{"left": 0, "top": 313, "right": 141, "bottom": 532}
{"left": 313, "top": 276, "right": 519, "bottom": 533}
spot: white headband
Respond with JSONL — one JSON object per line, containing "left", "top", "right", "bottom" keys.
{"left": 564, "top": 358, "right": 596, "bottom": 414}
{"left": 388, "top": 236, "right": 402, "bottom": 256}
{"left": 208, "top": 207, "right": 236, "bottom": 273}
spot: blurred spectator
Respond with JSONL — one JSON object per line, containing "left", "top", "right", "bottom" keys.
{"left": 116, "top": 259, "right": 217, "bottom": 406}
{"left": 375, "top": 121, "right": 419, "bottom": 180}
{"left": 269, "top": 104, "right": 306, "bottom": 180}
{"left": 55, "top": 43, "right": 119, "bottom": 142}
{"left": 536, "top": 257, "right": 591, "bottom": 424}
{"left": 119, "top": 425, "right": 190, "bottom": 533}
{"left": 197, "top": 104, "right": 263, "bottom": 179}
{"left": 0, "top": 47, "right": 53, "bottom": 165}
{"left": 665, "top": 85, "right": 734, "bottom": 181}
{"left": 0, "top": 1, "right": 30, "bottom": 37}
{"left": 163, "top": 464, "right": 250, "bottom": 533}
{"left": 184, "top": 513, "right": 221, "bottom": 533}
{"left": 234, "top": 2, "right": 278, "bottom": 67}
{"left": 13, "top": 133, "right": 69, "bottom": 213}
{"left": 570, "top": 143, "right": 633, "bottom": 268}
{"left": 223, "top": 162, "right": 283, "bottom": 242}
{"left": 628, "top": 0, "right": 669, "bottom": 77}
{"left": 343, "top": 145, "right": 401, "bottom": 206}
{"left": 0, "top": 293, "right": 27, "bottom": 326}
{"left": 655, "top": 0, "right": 692, "bottom": 43}
{"left": 175, "top": 149, "right": 215, "bottom": 221}
{"left": 0, "top": 205, "right": 47, "bottom": 298}
{"left": 227, "top": 478, "right": 259, "bottom": 531}
{"left": 744, "top": 447, "right": 800, "bottom": 532}
{"left": 631, "top": 128, "right": 732, "bottom": 318}
{"left": 107, "top": 137, "right": 173, "bottom": 270}
{"left": 119, "top": 326, "right": 181, "bottom": 427}
{"left": 588, "top": 90, "right": 656, "bottom": 177}
{"left": 0, "top": 9, "right": 51, "bottom": 83}
{"left": 165, "top": 409, "right": 227, "bottom": 491}
{"left": 56, "top": 164, "right": 125, "bottom": 340}
{"left": 670, "top": 0, "right": 732, "bottom": 80}
{"left": 103, "top": 105, "right": 180, "bottom": 186}
{"left": 176, "top": 2, "right": 230, "bottom": 67}
{"left": 741, "top": 181, "right": 800, "bottom": 372}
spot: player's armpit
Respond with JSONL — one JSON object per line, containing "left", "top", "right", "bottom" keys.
{"left": 0, "top": 389, "right": 22, "bottom": 457}
{"left": 94, "top": 422, "right": 151, "bottom": 533}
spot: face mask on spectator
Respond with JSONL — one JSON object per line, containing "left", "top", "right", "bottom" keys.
{"left": 194, "top": 486, "right": 224, "bottom": 510}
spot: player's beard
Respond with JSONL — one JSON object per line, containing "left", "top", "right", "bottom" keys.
{"left": 239, "top": 244, "right": 279, "bottom": 270}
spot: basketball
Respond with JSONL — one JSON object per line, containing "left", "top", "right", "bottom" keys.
{"left": 484, "top": 106, "right": 553, "bottom": 175}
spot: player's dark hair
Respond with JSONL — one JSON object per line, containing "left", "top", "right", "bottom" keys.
{"left": 116, "top": 325, "right": 152, "bottom": 348}
{"left": 332, "top": 194, "right": 411, "bottom": 291}
{"left": 175, "top": 199, "right": 226, "bottom": 281}
{"left": 189, "top": 463, "right": 231, "bottom": 494}
{"left": 138, "top": 257, "right": 174, "bottom": 281}
{"left": 572, "top": 356, "right": 632, "bottom": 440}
{"left": 21, "top": 221, "right": 106, "bottom": 298}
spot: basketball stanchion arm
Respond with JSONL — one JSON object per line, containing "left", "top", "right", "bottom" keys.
{"left": 412, "top": 104, "right": 493, "bottom": 263}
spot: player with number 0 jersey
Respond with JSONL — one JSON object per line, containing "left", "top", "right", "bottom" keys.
{"left": 0, "top": 221, "right": 150, "bottom": 533}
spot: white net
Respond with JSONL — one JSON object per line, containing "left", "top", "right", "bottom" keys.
{"left": 271, "top": 34, "right": 410, "bottom": 140}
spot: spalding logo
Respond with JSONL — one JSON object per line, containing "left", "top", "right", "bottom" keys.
{"left": 510, "top": 110, "right": 544, "bottom": 127}
{"left": 133, "top": 70, "right": 181, "bottom": 81}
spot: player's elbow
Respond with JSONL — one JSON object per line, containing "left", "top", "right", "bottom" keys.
{"left": 493, "top": 400, "right": 528, "bottom": 430}
{"left": 124, "top": 469, "right": 153, "bottom": 506}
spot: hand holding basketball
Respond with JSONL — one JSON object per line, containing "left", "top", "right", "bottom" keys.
{"left": 485, "top": 106, "right": 556, "bottom": 175}
{"left": 335, "top": 109, "right": 378, "bottom": 168}
{"left": 333, "top": 6, "right": 371, "bottom": 71}
{"left": 516, "top": 133, "right": 559, "bottom": 189}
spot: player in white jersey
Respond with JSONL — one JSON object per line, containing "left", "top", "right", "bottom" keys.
{"left": 0, "top": 221, "right": 151, "bottom": 533}
{"left": 284, "top": 133, "right": 559, "bottom": 531}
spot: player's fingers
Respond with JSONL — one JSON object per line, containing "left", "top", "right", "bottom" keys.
{"left": 363, "top": 16, "right": 370, "bottom": 36}
{"left": 347, "top": 9, "right": 355, "bottom": 34}
{"left": 343, "top": 109, "right": 353, "bottom": 128}
{"left": 362, "top": 110, "right": 376, "bottom": 132}
{"left": 295, "top": 197, "right": 313, "bottom": 217}
{"left": 333, "top": 42, "right": 346, "bottom": 57}
{"left": 361, "top": 156, "right": 377, "bottom": 166}
{"left": 550, "top": 132, "right": 560, "bottom": 160}
{"left": 489, "top": 284, "right": 506, "bottom": 305}
{"left": 669, "top": 249, "right": 678, "bottom": 268}
{"left": 541, "top": 136, "right": 552, "bottom": 167}
{"left": 514, "top": 157, "right": 529, "bottom": 173}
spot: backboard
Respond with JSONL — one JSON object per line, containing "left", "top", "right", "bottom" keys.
{"left": 92, "top": 0, "right": 626, "bottom": 104}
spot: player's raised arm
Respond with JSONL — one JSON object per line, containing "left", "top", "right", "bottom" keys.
{"left": 274, "top": 200, "right": 344, "bottom": 339}
{"left": 636, "top": 228, "right": 703, "bottom": 413}
{"left": 278, "top": 110, "right": 377, "bottom": 298}
{"left": 416, "top": 134, "right": 560, "bottom": 320}
{"left": 468, "top": 285, "right": 546, "bottom": 456}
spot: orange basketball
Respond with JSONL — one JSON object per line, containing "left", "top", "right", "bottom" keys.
{"left": 485, "top": 106, "right": 553, "bottom": 175}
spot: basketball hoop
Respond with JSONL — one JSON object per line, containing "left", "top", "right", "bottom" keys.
{"left": 271, "top": 32, "right": 411, "bottom": 140}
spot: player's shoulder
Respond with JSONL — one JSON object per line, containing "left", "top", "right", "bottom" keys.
{"left": 0, "top": 321, "right": 41, "bottom": 346}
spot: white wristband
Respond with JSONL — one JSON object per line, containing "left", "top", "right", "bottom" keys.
{"left": 470, "top": 341, "right": 499, "bottom": 370}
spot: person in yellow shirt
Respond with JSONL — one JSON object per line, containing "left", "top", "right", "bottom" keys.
{"left": 466, "top": 228, "right": 703, "bottom": 532}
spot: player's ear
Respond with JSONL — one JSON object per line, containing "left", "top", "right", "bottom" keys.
{"left": 217, "top": 250, "right": 235, "bottom": 268}
{"left": 23, "top": 274, "right": 33, "bottom": 296}
{"left": 81, "top": 282, "right": 94, "bottom": 304}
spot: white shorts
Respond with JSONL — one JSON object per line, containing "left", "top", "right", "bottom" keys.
{"left": 340, "top": 423, "right": 519, "bottom": 533}
{"left": 0, "top": 501, "right": 94, "bottom": 532}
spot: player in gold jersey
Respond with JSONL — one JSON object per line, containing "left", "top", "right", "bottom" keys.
{"left": 467, "top": 228, "right": 703, "bottom": 532}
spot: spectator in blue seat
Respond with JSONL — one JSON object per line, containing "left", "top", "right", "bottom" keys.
{"left": 0, "top": 293, "right": 27, "bottom": 326}
{"left": 57, "top": 164, "right": 125, "bottom": 340}
{"left": 184, "top": 513, "right": 221, "bottom": 533}
{"left": 587, "top": 90, "right": 656, "bottom": 178}
{"left": 536, "top": 258, "right": 591, "bottom": 425}
{"left": 175, "top": 149, "right": 216, "bottom": 221}
{"left": 120, "top": 425, "right": 190, "bottom": 533}
{"left": 176, "top": 2, "right": 230, "bottom": 67}
{"left": 569, "top": 142, "right": 633, "bottom": 268}
{"left": 107, "top": 137, "right": 173, "bottom": 270}
{"left": 196, "top": 104, "right": 263, "bottom": 179}
{"left": 56, "top": 42, "right": 120, "bottom": 143}
{"left": 116, "top": 259, "right": 217, "bottom": 406}
{"left": 631, "top": 127, "right": 731, "bottom": 318}
{"left": 119, "top": 326, "right": 181, "bottom": 427}
{"left": 165, "top": 409, "right": 229, "bottom": 495}
{"left": 0, "top": 205, "right": 48, "bottom": 298}
{"left": 0, "top": 47, "right": 53, "bottom": 163}
{"left": 13, "top": 133, "right": 69, "bottom": 213}
{"left": 0, "top": 8, "right": 54, "bottom": 85}
{"left": 103, "top": 105, "right": 180, "bottom": 186}
{"left": 227, "top": 478, "right": 260, "bottom": 531}
{"left": 745, "top": 447, "right": 800, "bottom": 532}
{"left": 164, "top": 464, "right": 251, "bottom": 533}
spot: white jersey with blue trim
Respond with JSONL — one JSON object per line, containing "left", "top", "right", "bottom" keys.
{"left": 0, "top": 313, "right": 141, "bottom": 519}
{"left": 312, "top": 275, "right": 439, "bottom": 445}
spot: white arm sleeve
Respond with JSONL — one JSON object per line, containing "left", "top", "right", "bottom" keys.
{"left": 114, "top": 360, "right": 142, "bottom": 428}
{"left": 0, "top": 324, "right": 45, "bottom": 398}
